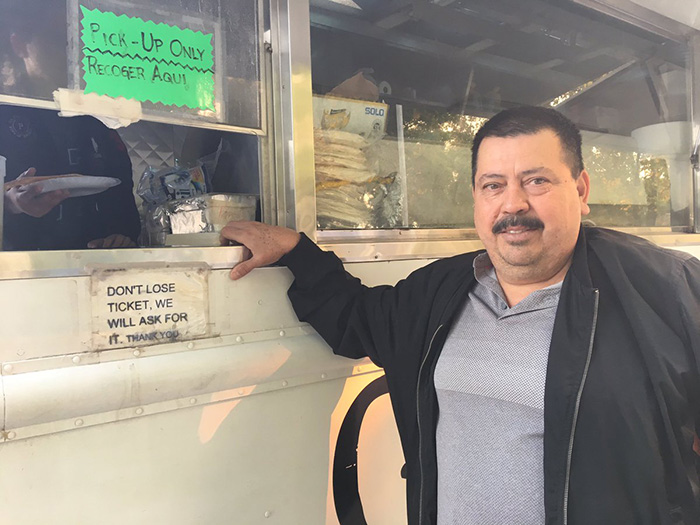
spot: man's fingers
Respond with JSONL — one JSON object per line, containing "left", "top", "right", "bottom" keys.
{"left": 221, "top": 221, "right": 300, "bottom": 280}
{"left": 102, "top": 234, "right": 129, "bottom": 248}
{"left": 102, "top": 236, "right": 118, "bottom": 248}
{"left": 11, "top": 187, "right": 70, "bottom": 217}
{"left": 220, "top": 221, "right": 254, "bottom": 245}
{"left": 117, "top": 236, "right": 135, "bottom": 248}
{"left": 110, "top": 235, "right": 135, "bottom": 248}
{"left": 16, "top": 179, "right": 45, "bottom": 198}
{"left": 229, "top": 247, "right": 262, "bottom": 280}
{"left": 229, "top": 259, "right": 257, "bottom": 280}
{"left": 26, "top": 190, "right": 69, "bottom": 216}
{"left": 16, "top": 167, "right": 36, "bottom": 179}
{"left": 88, "top": 234, "right": 136, "bottom": 249}
{"left": 40, "top": 189, "right": 70, "bottom": 207}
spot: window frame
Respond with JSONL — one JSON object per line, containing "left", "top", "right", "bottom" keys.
{"left": 0, "top": 0, "right": 270, "bottom": 279}
{"left": 297, "top": 0, "right": 700, "bottom": 258}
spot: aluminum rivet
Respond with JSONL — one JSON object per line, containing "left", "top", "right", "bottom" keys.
{"left": 72, "top": 356, "right": 81, "bottom": 364}
{"left": 3, "top": 364, "right": 13, "bottom": 373}
{"left": 75, "top": 419, "right": 84, "bottom": 427}
{"left": 321, "top": 373, "right": 327, "bottom": 379}
{"left": 279, "top": 330, "right": 285, "bottom": 337}
{"left": 282, "top": 380, "right": 288, "bottom": 387}
{"left": 187, "top": 342, "right": 194, "bottom": 350}
{"left": 189, "top": 398, "right": 197, "bottom": 405}
{"left": 135, "top": 408, "right": 144, "bottom": 415}
{"left": 258, "top": 300, "right": 263, "bottom": 305}
{"left": 236, "top": 336, "right": 243, "bottom": 343}
{"left": 17, "top": 350, "right": 24, "bottom": 357}
{"left": 7, "top": 431, "right": 16, "bottom": 440}
{"left": 133, "top": 350, "right": 141, "bottom": 357}
{"left": 264, "top": 511, "right": 271, "bottom": 518}
{"left": 238, "top": 389, "right": 245, "bottom": 395}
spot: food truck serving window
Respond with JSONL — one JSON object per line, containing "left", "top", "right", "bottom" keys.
{"left": 0, "top": 0, "right": 263, "bottom": 253}
{"left": 309, "top": 0, "right": 697, "bottom": 232}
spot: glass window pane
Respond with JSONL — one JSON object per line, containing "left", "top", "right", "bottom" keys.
{"left": 0, "top": 104, "right": 261, "bottom": 251}
{"left": 0, "top": 1, "right": 263, "bottom": 253}
{"left": 0, "top": 1, "right": 69, "bottom": 100}
{"left": 309, "top": 0, "right": 694, "bottom": 231}
{"left": 0, "top": 0, "right": 262, "bottom": 129}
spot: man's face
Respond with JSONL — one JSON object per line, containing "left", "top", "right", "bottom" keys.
{"left": 472, "top": 129, "right": 590, "bottom": 285}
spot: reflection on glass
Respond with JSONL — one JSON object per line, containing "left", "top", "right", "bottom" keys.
{"left": 582, "top": 139, "right": 673, "bottom": 227}
{"left": 0, "top": 1, "right": 68, "bottom": 99}
{"left": 310, "top": 0, "right": 692, "bottom": 230}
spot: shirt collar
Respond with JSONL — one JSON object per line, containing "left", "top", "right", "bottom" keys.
{"left": 472, "top": 252, "right": 563, "bottom": 312}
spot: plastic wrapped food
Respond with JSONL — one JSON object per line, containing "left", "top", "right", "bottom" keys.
{"left": 314, "top": 142, "right": 367, "bottom": 161}
{"left": 315, "top": 166, "right": 377, "bottom": 184}
{"left": 167, "top": 194, "right": 257, "bottom": 235}
{"left": 140, "top": 203, "right": 170, "bottom": 246}
{"left": 315, "top": 154, "right": 368, "bottom": 171}
{"left": 314, "top": 125, "right": 402, "bottom": 228}
{"left": 316, "top": 185, "right": 373, "bottom": 228}
{"left": 137, "top": 165, "right": 208, "bottom": 205}
{"left": 137, "top": 162, "right": 215, "bottom": 245}
{"left": 314, "top": 129, "right": 369, "bottom": 149}
{"left": 167, "top": 198, "right": 209, "bottom": 234}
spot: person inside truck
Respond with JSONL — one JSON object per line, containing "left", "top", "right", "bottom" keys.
{"left": 222, "top": 106, "right": 700, "bottom": 524}
{"left": 0, "top": 1, "right": 140, "bottom": 250}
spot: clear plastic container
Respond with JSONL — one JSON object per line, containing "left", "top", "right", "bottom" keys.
{"left": 203, "top": 193, "right": 257, "bottom": 230}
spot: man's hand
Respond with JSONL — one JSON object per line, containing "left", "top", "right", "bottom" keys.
{"left": 5, "top": 168, "right": 70, "bottom": 217}
{"left": 220, "top": 221, "right": 301, "bottom": 280}
{"left": 87, "top": 234, "right": 137, "bottom": 249}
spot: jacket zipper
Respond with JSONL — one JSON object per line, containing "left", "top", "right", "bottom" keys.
{"left": 562, "top": 289, "right": 599, "bottom": 525}
{"left": 417, "top": 324, "right": 444, "bottom": 525}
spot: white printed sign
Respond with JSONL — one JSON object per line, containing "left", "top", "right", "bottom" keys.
{"left": 90, "top": 264, "right": 210, "bottom": 350}
{"left": 312, "top": 95, "right": 388, "bottom": 138}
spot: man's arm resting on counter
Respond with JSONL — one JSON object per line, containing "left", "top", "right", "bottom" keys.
{"left": 220, "top": 221, "right": 395, "bottom": 365}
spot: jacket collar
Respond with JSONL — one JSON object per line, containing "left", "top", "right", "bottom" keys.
{"left": 567, "top": 225, "right": 593, "bottom": 290}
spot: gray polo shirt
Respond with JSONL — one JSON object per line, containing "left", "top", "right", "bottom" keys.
{"left": 434, "top": 253, "right": 562, "bottom": 524}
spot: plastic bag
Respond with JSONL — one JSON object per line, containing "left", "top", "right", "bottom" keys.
{"left": 137, "top": 165, "right": 208, "bottom": 205}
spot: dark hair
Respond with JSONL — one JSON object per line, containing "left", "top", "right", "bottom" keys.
{"left": 471, "top": 106, "right": 584, "bottom": 185}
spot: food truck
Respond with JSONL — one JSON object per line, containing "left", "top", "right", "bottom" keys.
{"left": 1, "top": 0, "right": 700, "bottom": 522}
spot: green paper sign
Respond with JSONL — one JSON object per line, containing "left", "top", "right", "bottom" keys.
{"left": 80, "top": 6, "right": 215, "bottom": 111}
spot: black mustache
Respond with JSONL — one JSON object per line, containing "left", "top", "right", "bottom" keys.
{"left": 492, "top": 215, "right": 544, "bottom": 235}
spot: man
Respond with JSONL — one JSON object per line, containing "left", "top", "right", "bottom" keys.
{"left": 221, "top": 106, "right": 700, "bottom": 524}
{"left": 1, "top": 106, "right": 141, "bottom": 250}
{"left": 1, "top": 2, "right": 140, "bottom": 250}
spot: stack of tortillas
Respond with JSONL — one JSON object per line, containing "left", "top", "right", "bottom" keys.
{"left": 314, "top": 129, "right": 380, "bottom": 227}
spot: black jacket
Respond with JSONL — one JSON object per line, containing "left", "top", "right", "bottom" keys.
{"left": 280, "top": 226, "right": 700, "bottom": 525}
{"left": 1, "top": 106, "right": 140, "bottom": 250}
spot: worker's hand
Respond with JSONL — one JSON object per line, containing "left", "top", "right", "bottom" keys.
{"left": 87, "top": 234, "right": 137, "bottom": 249}
{"left": 220, "top": 221, "right": 301, "bottom": 280}
{"left": 5, "top": 168, "right": 70, "bottom": 217}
